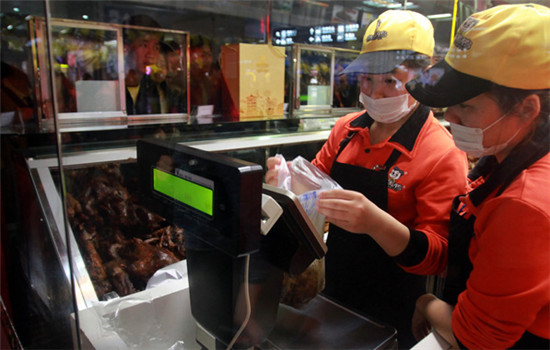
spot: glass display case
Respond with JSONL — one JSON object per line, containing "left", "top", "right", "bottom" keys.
{"left": 0, "top": 0, "right": 488, "bottom": 349}
{"left": 28, "top": 17, "right": 190, "bottom": 131}
{"left": 291, "top": 44, "right": 361, "bottom": 115}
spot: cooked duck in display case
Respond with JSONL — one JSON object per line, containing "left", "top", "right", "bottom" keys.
{"left": 64, "top": 162, "right": 186, "bottom": 300}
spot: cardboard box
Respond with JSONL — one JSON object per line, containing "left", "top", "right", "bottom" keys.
{"left": 221, "top": 44, "right": 285, "bottom": 121}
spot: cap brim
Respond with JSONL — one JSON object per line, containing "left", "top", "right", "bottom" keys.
{"left": 405, "top": 59, "right": 493, "bottom": 108}
{"left": 341, "top": 50, "right": 417, "bottom": 75}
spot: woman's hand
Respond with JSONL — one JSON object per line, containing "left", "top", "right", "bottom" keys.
{"left": 265, "top": 156, "right": 282, "bottom": 186}
{"left": 317, "top": 189, "right": 410, "bottom": 256}
{"left": 317, "top": 189, "right": 381, "bottom": 234}
{"left": 412, "top": 293, "right": 437, "bottom": 341}
{"left": 412, "top": 293, "right": 459, "bottom": 348}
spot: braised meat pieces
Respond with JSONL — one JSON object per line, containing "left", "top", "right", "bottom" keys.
{"left": 65, "top": 163, "right": 185, "bottom": 300}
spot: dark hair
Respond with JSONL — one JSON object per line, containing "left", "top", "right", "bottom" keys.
{"left": 488, "top": 85, "right": 550, "bottom": 124}
{"left": 126, "top": 14, "right": 160, "bottom": 28}
{"left": 488, "top": 85, "right": 550, "bottom": 150}
{"left": 190, "top": 35, "right": 212, "bottom": 49}
{"left": 123, "top": 15, "right": 162, "bottom": 44}
{"left": 161, "top": 40, "right": 181, "bottom": 54}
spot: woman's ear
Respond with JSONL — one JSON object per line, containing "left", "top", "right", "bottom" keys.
{"left": 518, "top": 94, "right": 541, "bottom": 121}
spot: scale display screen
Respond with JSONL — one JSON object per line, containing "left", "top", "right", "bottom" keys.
{"left": 153, "top": 168, "right": 214, "bottom": 216}
{"left": 138, "top": 139, "right": 263, "bottom": 257}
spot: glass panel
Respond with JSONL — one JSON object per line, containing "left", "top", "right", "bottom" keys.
{"left": 123, "top": 25, "right": 188, "bottom": 116}
{"left": 1, "top": 9, "right": 37, "bottom": 133}
{"left": 31, "top": 18, "right": 190, "bottom": 123}
{"left": 333, "top": 50, "right": 360, "bottom": 108}
{"left": 50, "top": 22, "right": 120, "bottom": 114}
{"left": 298, "top": 48, "right": 332, "bottom": 107}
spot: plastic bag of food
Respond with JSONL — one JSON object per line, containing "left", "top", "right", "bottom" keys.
{"left": 273, "top": 154, "right": 341, "bottom": 308}
{"left": 275, "top": 154, "right": 341, "bottom": 235}
{"left": 279, "top": 258, "right": 325, "bottom": 309}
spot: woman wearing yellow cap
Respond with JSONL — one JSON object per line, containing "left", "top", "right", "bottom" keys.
{"left": 266, "top": 10, "right": 468, "bottom": 347}
{"left": 406, "top": 4, "right": 550, "bottom": 348}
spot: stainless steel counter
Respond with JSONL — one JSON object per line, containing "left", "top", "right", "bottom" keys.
{"left": 265, "top": 294, "right": 396, "bottom": 349}
{"left": 77, "top": 270, "right": 396, "bottom": 350}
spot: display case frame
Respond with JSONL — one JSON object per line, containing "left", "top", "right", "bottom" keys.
{"left": 28, "top": 17, "right": 191, "bottom": 132}
{"left": 291, "top": 43, "right": 361, "bottom": 117}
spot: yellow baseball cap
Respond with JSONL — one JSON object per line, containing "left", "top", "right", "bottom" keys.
{"left": 343, "top": 10, "right": 434, "bottom": 74}
{"left": 406, "top": 3, "right": 550, "bottom": 107}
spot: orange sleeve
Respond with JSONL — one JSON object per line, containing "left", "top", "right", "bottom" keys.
{"left": 453, "top": 198, "right": 550, "bottom": 348}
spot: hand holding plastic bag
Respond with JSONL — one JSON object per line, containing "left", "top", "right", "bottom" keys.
{"left": 272, "top": 154, "right": 341, "bottom": 309}
{"left": 274, "top": 154, "right": 341, "bottom": 235}
{"left": 274, "top": 154, "right": 341, "bottom": 193}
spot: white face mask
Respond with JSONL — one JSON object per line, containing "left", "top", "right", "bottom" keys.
{"left": 449, "top": 114, "right": 522, "bottom": 157}
{"left": 360, "top": 92, "right": 418, "bottom": 124}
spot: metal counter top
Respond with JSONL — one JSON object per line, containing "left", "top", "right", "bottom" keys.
{"left": 264, "top": 294, "right": 396, "bottom": 349}
{"left": 28, "top": 130, "right": 330, "bottom": 169}
{"left": 78, "top": 280, "right": 396, "bottom": 350}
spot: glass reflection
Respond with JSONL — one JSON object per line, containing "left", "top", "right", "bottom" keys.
{"left": 299, "top": 49, "right": 332, "bottom": 107}
{"left": 123, "top": 15, "right": 187, "bottom": 115}
{"left": 333, "top": 51, "right": 360, "bottom": 108}
{"left": 51, "top": 24, "right": 119, "bottom": 113}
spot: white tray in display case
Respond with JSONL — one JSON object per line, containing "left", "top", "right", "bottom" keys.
{"left": 73, "top": 261, "right": 200, "bottom": 350}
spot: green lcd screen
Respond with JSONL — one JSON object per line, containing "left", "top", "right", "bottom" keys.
{"left": 153, "top": 168, "right": 214, "bottom": 216}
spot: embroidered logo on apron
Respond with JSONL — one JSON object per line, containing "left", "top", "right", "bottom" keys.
{"left": 388, "top": 166, "right": 406, "bottom": 191}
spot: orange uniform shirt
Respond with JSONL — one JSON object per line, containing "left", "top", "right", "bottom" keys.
{"left": 312, "top": 109, "right": 468, "bottom": 274}
{"left": 453, "top": 153, "right": 550, "bottom": 348}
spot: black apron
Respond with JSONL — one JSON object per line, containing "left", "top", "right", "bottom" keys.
{"left": 323, "top": 113, "right": 427, "bottom": 348}
{"left": 443, "top": 120, "right": 550, "bottom": 349}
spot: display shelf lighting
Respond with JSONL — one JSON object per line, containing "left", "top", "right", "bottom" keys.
{"left": 363, "top": 0, "right": 415, "bottom": 9}
{"left": 427, "top": 13, "right": 452, "bottom": 19}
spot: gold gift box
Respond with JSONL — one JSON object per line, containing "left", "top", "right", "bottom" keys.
{"left": 221, "top": 44, "right": 285, "bottom": 121}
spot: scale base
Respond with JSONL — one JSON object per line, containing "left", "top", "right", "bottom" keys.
{"left": 195, "top": 322, "right": 254, "bottom": 350}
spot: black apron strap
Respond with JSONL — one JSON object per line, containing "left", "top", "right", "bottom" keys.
{"left": 441, "top": 196, "right": 475, "bottom": 305}
{"left": 337, "top": 130, "right": 357, "bottom": 157}
{"left": 335, "top": 132, "right": 402, "bottom": 171}
{"left": 384, "top": 148, "right": 402, "bottom": 169}
{"left": 510, "top": 330, "right": 550, "bottom": 349}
